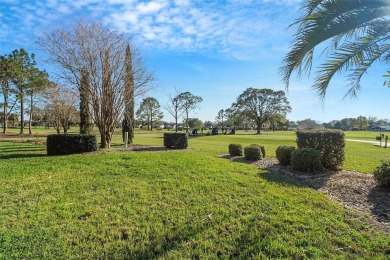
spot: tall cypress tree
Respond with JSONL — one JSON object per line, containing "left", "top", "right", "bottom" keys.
{"left": 79, "top": 68, "right": 91, "bottom": 134}
{"left": 122, "top": 44, "right": 135, "bottom": 144}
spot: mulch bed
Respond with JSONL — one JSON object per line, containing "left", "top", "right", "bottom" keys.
{"left": 219, "top": 154, "right": 390, "bottom": 233}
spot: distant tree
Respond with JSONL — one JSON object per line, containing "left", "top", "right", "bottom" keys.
{"left": 44, "top": 85, "right": 78, "bottom": 134}
{"left": 178, "top": 92, "right": 203, "bottom": 133}
{"left": 215, "top": 109, "right": 225, "bottom": 128}
{"left": 165, "top": 90, "right": 184, "bottom": 132}
{"left": 8, "top": 49, "right": 48, "bottom": 135}
{"left": 0, "top": 55, "right": 17, "bottom": 133}
{"left": 137, "top": 97, "right": 163, "bottom": 131}
{"left": 355, "top": 116, "right": 369, "bottom": 130}
{"left": 225, "top": 107, "right": 244, "bottom": 131}
{"left": 185, "top": 118, "right": 203, "bottom": 130}
{"left": 297, "top": 119, "right": 319, "bottom": 130}
{"left": 234, "top": 88, "right": 291, "bottom": 134}
{"left": 268, "top": 114, "right": 287, "bottom": 131}
{"left": 368, "top": 116, "right": 378, "bottom": 128}
{"left": 26, "top": 68, "right": 50, "bottom": 134}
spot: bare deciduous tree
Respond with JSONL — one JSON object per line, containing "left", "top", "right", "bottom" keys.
{"left": 37, "top": 20, "right": 154, "bottom": 148}
{"left": 165, "top": 89, "right": 184, "bottom": 132}
{"left": 44, "top": 85, "right": 77, "bottom": 134}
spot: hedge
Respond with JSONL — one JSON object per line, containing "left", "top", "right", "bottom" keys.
{"left": 296, "top": 129, "right": 345, "bottom": 170}
{"left": 291, "top": 148, "right": 324, "bottom": 173}
{"left": 276, "top": 145, "right": 296, "bottom": 166}
{"left": 163, "top": 133, "right": 188, "bottom": 149}
{"left": 47, "top": 134, "right": 98, "bottom": 156}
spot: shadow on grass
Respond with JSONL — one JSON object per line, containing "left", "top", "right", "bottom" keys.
{"left": 219, "top": 155, "right": 390, "bottom": 229}
{"left": 0, "top": 153, "right": 47, "bottom": 160}
{"left": 367, "top": 186, "right": 390, "bottom": 224}
{"left": 0, "top": 144, "right": 46, "bottom": 159}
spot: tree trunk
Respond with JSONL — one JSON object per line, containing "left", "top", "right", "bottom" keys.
{"left": 175, "top": 111, "right": 178, "bottom": 132}
{"left": 2, "top": 92, "right": 8, "bottom": 134}
{"left": 100, "top": 131, "right": 111, "bottom": 149}
{"left": 256, "top": 122, "right": 261, "bottom": 134}
{"left": 28, "top": 91, "right": 33, "bottom": 135}
{"left": 20, "top": 94, "right": 24, "bottom": 135}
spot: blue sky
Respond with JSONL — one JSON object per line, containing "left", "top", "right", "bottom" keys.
{"left": 1, "top": 0, "right": 389, "bottom": 123}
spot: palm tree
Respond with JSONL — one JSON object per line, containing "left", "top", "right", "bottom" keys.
{"left": 281, "top": 0, "right": 390, "bottom": 99}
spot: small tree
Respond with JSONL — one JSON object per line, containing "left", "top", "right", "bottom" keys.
{"left": 137, "top": 97, "right": 163, "bottom": 131}
{"left": 215, "top": 109, "right": 225, "bottom": 128}
{"left": 178, "top": 92, "right": 202, "bottom": 133}
{"left": 165, "top": 90, "right": 184, "bottom": 132}
{"left": 44, "top": 85, "right": 78, "bottom": 134}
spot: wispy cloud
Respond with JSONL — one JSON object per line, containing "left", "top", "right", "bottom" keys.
{"left": 1, "top": 0, "right": 302, "bottom": 59}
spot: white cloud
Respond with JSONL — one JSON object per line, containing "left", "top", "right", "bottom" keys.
{"left": 1, "top": 0, "right": 302, "bottom": 59}
{"left": 136, "top": 0, "right": 167, "bottom": 14}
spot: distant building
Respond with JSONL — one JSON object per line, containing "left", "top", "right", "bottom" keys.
{"left": 369, "top": 125, "right": 390, "bottom": 132}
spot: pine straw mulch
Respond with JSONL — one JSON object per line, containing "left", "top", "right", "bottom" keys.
{"left": 218, "top": 154, "right": 390, "bottom": 233}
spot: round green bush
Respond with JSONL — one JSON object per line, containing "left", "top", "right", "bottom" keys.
{"left": 291, "top": 148, "right": 324, "bottom": 173}
{"left": 244, "top": 145, "right": 262, "bottom": 161}
{"left": 373, "top": 160, "right": 390, "bottom": 188}
{"left": 276, "top": 145, "right": 296, "bottom": 166}
{"left": 249, "top": 144, "right": 266, "bottom": 158}
{"left": 228, "top": 143, "right": 243, "bottom": 156}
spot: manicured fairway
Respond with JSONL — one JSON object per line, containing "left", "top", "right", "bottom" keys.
{"left": 0, "top": 129, "right": 389, "bottom": 258}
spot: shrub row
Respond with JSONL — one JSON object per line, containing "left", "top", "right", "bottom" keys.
{"left": 228, "top": 143, "right": 266, "bottom": 161}
{"left": 296, "top": 129, "right": 345, "bottom": 170}
{"left": 163, "top": 133, "right": 188, "bottom": 149}
{"left": 47, "top": 134, "right": 98, "bottom": 156}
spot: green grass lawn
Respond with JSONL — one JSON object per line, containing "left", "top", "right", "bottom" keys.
{"left": 0, "top": 129, "right": 389, "bottom": 258}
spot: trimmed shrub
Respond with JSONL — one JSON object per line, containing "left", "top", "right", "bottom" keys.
{"left": 249, "top": 144, "right": 266, "bottom": 158}
{"left": 47, "top": 134, "right": 97, "bottom": 156}
{"left": 276, "top": 145, "right": 296, "bottom": 166}
{"left": 163, "top": 133, "right": 188, "bottom": 149}
{"left": 228, "top": 143, "right": 243, "bottom": 156}
{"left": 373, "top": 160, "right": 390, "bottom": 188}
{"left": 244, "top": 145, "right": 262, "bottom": 161}
{"left": 296, "top": 129, "right": 345, "bottom": 170}
{"left": 291, "top": 148, "right": 324, "bottom": 173}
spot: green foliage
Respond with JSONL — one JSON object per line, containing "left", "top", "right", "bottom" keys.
{"left": 281, "top": 0, "right": 390, "bottom": 99}
{"left": 373, "top": 160, "right": 390, "bottom": 187}
{"left": 244, "top": 145, "right": 262, "bottom": 160}
{"left": 296, "top": 129, "right": 345, "bottom": 170}
{"left": 228, "top": 143, "right": 243, "bottom": 156}
{"left": 249, "top": 143, "right": 266, "bottom": 158}
{"left": 163, "top": 132, "right": 188, "bottom": 149}
{"left": 276, "top": 145, "right": 296, "bottom": 166}
{"left": 291, "top": 148, "right": 324, "bottom": 173}
{"left": 0, "top": 135, "right": 390, "bottom": 258}
{"left": 46, "top": 134, "right": 98, "bottom": 155}
{"left": 232, "top": 88, "right": 291, "bottom": 134}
